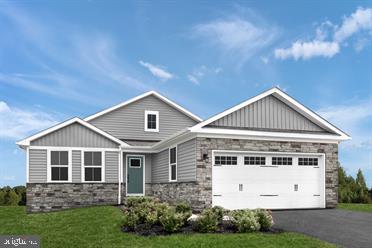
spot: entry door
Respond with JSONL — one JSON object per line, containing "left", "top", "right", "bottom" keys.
{"left": 127, "top": 156, "right": 144, "bottom": 195}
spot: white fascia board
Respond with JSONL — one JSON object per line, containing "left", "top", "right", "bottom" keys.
{"left": 84, "top": 91, "right": 202, "bottom": 122}
{"left": 16, "top": 117, "right": 129, "bottom": 147}
{"left": 192, "top": 127, "right": 350, "bottom": 143}
{"left": 190, "top": 87, "right": 350, "bottom": 140}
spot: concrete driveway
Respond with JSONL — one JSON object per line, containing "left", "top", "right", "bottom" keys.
{"left": 272, "top": 209, "right": 372, "bottom": 248}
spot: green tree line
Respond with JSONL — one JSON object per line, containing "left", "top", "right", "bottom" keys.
{"left": 339, "top": 166, "right": 372, "bottom": 203}
{"left": 0, "top": 186, "right": 26, "bottom": 206}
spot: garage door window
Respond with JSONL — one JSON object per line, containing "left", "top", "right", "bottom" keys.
{"left": 272, "top": 157, "right": 292, "bottom": 165}
{"left": 244, "top": 156, "right": 266, "bottom": 165}
{"left": 298, "top": 157, "right": 318, "bottom": 166}
{"left": 214, "top": 156, "right": 237, "bottom": 165}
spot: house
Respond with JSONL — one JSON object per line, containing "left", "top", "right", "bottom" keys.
{"left": 17, "top": 87, "right": 350, "bottom": 213}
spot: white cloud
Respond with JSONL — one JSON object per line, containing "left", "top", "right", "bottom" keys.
{"left": 1, "top": 175, "right": 15, "bottom": 181}
{"left": 187, "top": 74, "right": 199, "bottom": 85}
{"left": 0, "top": 101, "right": 58, "bottom": 140}
{"left": 275, "top": 40, "right": 340, "bottom": 60}
{"left": 193, "top": 15, "right": 279, "bottom": 65}
{"left": 139, "top": 61, "right": 173, "bottom": 81}
{"left": 334, "top": 7, "right": 372, "bottom": 42}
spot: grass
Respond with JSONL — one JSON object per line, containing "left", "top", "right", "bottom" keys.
{"left": 338, "top": 203, "right": 372, "bottom": 213}
{"left": 0, "top": 206, "right": 337, "bottom": 248}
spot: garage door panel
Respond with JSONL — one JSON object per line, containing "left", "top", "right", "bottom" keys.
{"left": 212, "top": 151, "right": 324, "bottom": 210}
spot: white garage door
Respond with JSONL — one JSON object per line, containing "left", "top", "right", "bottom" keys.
{"left": 212, "top": 151, "right": 325, "bottom": 210}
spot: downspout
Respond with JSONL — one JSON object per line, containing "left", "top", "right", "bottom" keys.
{"left": 118, "top": 146, "right": 122, "bottom": 205}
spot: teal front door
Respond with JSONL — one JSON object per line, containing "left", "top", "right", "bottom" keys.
{"left": 127, "top": 155, "right": 144, "bottom": 195}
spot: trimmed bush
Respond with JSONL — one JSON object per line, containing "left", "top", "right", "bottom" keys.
{"left": 195, "top": 208, "right": 220, "bottom": 233}
{"left": 122, "top": 211, "right": 139, "bottom": 230}
{"left": 125, "top": 196, "right": 156, "bottom": 209}
{"left": 231, "top": 209, "right": 261, "bottom": 233}
{"left": 175, "top": 202, "right": 192, "bottom": 214}
{"left": 254, "top": 209, "right": 274, "bottom": 231}
{"left": 159, "top": 208, "right": 186, "bottom": 233}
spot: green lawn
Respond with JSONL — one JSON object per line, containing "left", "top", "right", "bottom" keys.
{"left": 338, "top": 203, "right": 372, "bottom": 213}
{"left": 0, "top": 206, "right": 336, "bottom": 248}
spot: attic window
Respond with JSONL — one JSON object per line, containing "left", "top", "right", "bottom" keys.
{"left": 145, "top": 111, "right": 159, "bottom": 132}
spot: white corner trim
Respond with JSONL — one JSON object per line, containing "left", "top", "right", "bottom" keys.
{"left": 81, "top": 150, "right": 106, "bottom": 183}
{"left": 118, "top": 150, "right": 122, "bottom": 205}
{"left": 16, "top": 117, "right": 129, "bottom": 147}
{"left": 46, "top": 148, "right": 72, "bottom": 183}
{"left": 169, "top": 145, "right": 177, "bottom": 182}
{"left": 26, "top": 147, "right": 29, "bottom": 183}
{"left": 189, "top": 87, "right": 350, "bottom": 140}
{"left": 84, "top": 91, "right": 202, "bottom": 122}
{"left": 144, "top": 110, "right": 159, "bottom": 132}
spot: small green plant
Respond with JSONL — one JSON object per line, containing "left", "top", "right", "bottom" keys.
{"left": 231, "top": 209, "right": 261, "bottom": 233}
{"left": 175, "top": 202, "right": 192, "bottom": 214}
{"left": 195, "top": 208, "right": 220, "bottom": 233}
{"left": 159, "top": 208, "right": 186, "bottom": 233}
{"left": 254, "top": 209, "right": 273, "bottom": 231}
{"left": 122, "top": 211, "right": 139, "bottom": 230}
{"left": 125, "top": 196, "right": 156, "bottom": 208}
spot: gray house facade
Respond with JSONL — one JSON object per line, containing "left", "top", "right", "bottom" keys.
{"left": 17, "top": 88, "right": 350, "bottom": 213}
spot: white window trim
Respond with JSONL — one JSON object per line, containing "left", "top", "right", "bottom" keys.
{"left": 144, "top": 110, "right": 159, "bottom": 132}
{"left": 47, "top": 149, "right": 72, "bottom": 183}
{"left": 169, "top": 146, "right": 177, "bottom": 182}
{"left": 81, "top": 150, "right": 105, "bottom": 183}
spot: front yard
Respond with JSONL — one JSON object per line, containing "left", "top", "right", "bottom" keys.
{"left": 338, "top": 203, "right": 372, "bottom": 213}
{"left": 0, "top": 206, "right": 337, "bottom": 248}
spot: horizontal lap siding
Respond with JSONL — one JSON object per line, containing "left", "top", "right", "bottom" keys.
{"left": 89, "top": 95, "right": 197, "bottom": 140}
{"left": 177, "top": 139, "right": 196, "bottom": 181}
{"left": 72, "top": 150, "right": 81, "bottom": 182}
{"left": 208, "top": 95, "right": 327, "bottom": 132}
{"left": 29, "top": 149, "right": 47, "bottom": 182}
{"left": 106, "top": 151, "right": 119, "bottom": 183}
{"left": 31, "top": 123, "right": 118, "bottom": 148}
{"left": 151, "top": 149, "right": 169, "bottom": 183}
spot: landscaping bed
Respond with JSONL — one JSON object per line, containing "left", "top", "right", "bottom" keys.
{"left": 121, "top": 197, "right": 278, "bottom": 236}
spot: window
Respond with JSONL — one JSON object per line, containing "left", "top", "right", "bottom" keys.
{"left": 50, "top": 151, "right": 69, "bottom": 181}
{"left": 169, "top": 147, "right": 177, "bottom": 181}
{"left": 244, "top": 156, "right": 266, "bottom": 165}
{"left": 129, "top": 158, "right": 141, "bottom": 168}
{"left": 84, "top": 151, "right": 103, "bottom": 182}
{"left": 145, "top": 110, "right": 159, "bottom": 132}
{"left": 272, "top": 157, "right": 292, "bottom": 165}
{"left": 214, "top": 156, "right": 237, "bottom": 165}
{"left": 298, "top": 157, "right": 318, "bottom": 166}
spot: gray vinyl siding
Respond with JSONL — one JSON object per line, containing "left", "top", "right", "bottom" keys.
{"left": 89, "top": 95, "right": 198, "bottom": 141}
{"left": 151, "top": 149, "right": 169, "bottom": 183}
{"left": 72, "top": 150, "right": 81, "bottom": 183}
{"left": 208, "top": 95, "right": 328, "bottom": 132}
{"left": 177, "top": 139, "right": 197, "bottom": 181}
{"left": 105, "top": 151, "right": 119, "bottom": 183}
{"left": 31, "top": 122, "right": 119, "bottom": 148}
{"left": 123, "top": 153, "right": 152, "bottom": 183}
{"left": 29, "top": 149, "right": 47, "bottom": 183}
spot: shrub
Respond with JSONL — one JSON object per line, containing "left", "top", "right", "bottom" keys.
{"left": 175, "top": 202, "right": 192, "bottom": 214}
{"left": 195, "top": 208, "right": 220, "bottom": 233}
{"left": 210, "top": 206, "right": 227, "bottom": 220}
{"left": 126, "top": 196, "right": 156, "bottom": 208}
{"left": 159, "top": 208, "right": 186, "bottom": 233}
{"left": 122, "top": 211, "right": 139, "bottom": 230}
{"left": 231, "top": 209, "right": 260, "bottom": 233}
{"left": 254, "top": 209, "right": 273, "bottom": 231}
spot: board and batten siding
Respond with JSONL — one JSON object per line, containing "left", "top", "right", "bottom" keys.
{"left": 29, "top": 149, "right": 47, "bottom": 182}
{"left": 122, "top": 153, "right": 152, "bottom": 184}
{"left": 31, "top": 123, "right": 119, "bottom": 148}
{"left": 89, "top": 95, "right": 198, "bottom": 141}
{"left": 151, "top": 138, "right": 197, "bottom": 183}
{"left": 177, "top": 138, "right": 196, "bottom": 181}
{"left": 72, "top": 150, "right": 81, "bottom": 183}
{"left": 105, "top": 151, "right": 119, "bottom": 183}
{"left": 208, "top": 95, "right": 328, "bottom": 133}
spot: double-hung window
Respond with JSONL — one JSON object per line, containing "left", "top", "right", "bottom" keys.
{"left": 50, "top": 151, "right": 69, "bottom": 181}
{"left": 169, "top": 147, "right": 177, "bottom": 181}
{"left": 145, "top": 110, "right": 159, "bottom": 132}
{"left": 83, "top": 151, "right": 103, "bottom": 182}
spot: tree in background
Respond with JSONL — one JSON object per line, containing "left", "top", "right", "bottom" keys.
{"left": 13, "top": 186, "right": 26, "bottom": 205}
{"left": 0, "top": 186, "right": 23, "bottom": 206}
{"left": 338, "top": 166, "right": 371, "bottom": 203}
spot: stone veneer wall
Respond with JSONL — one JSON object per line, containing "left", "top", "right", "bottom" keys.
{"left": 195, "top": 137, "right": 339, "bottom": 209}
{"left": 26, "top": 183, "right": 119, "bottom": 213}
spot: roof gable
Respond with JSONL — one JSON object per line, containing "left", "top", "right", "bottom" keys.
{"left": 17, "top": 117, "right": 128, "bottom": 147}
{"left": 84, "top": 91, "right": 202, "bottom": 122}
{"left": 190, "top": 87, "right": 350, "bottom": 140}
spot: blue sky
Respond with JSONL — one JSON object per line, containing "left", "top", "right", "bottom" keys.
{"left": 0, "top": 0, "right": 371, "bottom": 187}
